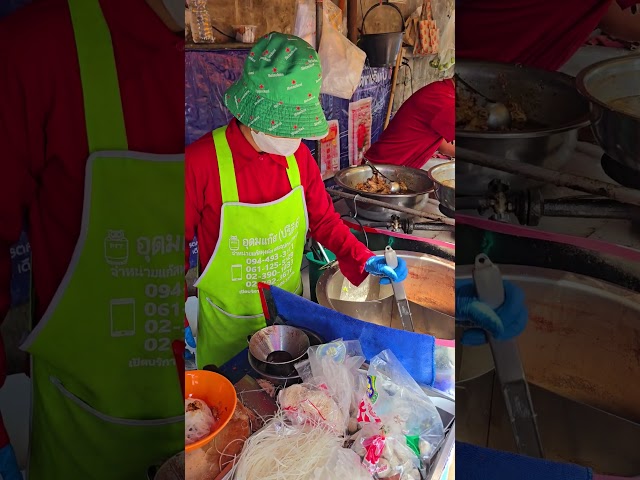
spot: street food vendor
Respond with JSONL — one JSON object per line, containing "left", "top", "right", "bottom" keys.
{"left": 457, "top": 0, "right": 640, "bottom": 71}
{"left": 0, "top": 0, "right": 186, "bottom": 478}
{"left": 363, "top": 79, "right": 455, "bottom": 170}
{"left": 185, "top": 32, "right": 409, "bottom": 369}
{"left": 456, "top": 280, "right": 639, "bottom": 480}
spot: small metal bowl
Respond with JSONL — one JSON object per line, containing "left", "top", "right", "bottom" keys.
{"left": 248, "top": 325, "right": 310, "bottom": 365}
{"left": 428, "top": 161, "right": 455, "bottom": 212}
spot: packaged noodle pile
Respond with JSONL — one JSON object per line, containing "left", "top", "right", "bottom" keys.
{"left": 229, "top": 340, "right": 445, "bottom": 480}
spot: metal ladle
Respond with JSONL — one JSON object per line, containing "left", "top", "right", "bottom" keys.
{"left": 455, "top": 74, "right": 512, "bottom": 130}
{"left": 363, "top": 159, "right": 402, "bottom": 193}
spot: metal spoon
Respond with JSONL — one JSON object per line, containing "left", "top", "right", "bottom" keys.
{"left": 455, "top": 74, "right": 511, "bottom": 130}
{"left": 363, "top": 159, "right": 402, "bottom": 193}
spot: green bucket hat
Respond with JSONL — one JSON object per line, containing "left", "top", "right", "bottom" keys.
{"left": 224, "top": 32, "right": 329, "bottom": 139}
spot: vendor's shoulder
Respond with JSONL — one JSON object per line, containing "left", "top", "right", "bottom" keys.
{"left": 186, "top": 132, "right": 216, "bottom": 163}
{"left": 0, "top": 0, "right": 72, "bottom": 58}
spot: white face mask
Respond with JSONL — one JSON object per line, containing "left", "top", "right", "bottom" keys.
{"left": 162, "top": 0, "right": 186, "bottom": 30}
{"left": 251, "top": 130, "right": 301, "bottom": 157}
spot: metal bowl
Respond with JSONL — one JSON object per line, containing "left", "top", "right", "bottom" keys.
{"left": 428, "top": 161, "right": 455, "bottom": 211}
{"left": 332, "top": 164, "right": 434, "bottom": 221}
{"left": 316, "top": 250, "right": 454, "bottom": 338}
{"left": 576, "top": 55, "right": 640, "bottom": 173}
{"left": 456, "top": 60, "right": 590, "bottom": 195}
{"left": 247, "top": 325, "right": 309, "bottom": 365}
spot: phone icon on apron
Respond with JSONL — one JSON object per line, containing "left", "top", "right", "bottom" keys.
{"left": 110, "top": 299, "right": 136, "bottom": 337}
{"left": 231, "top": 265, "right": 243, "bottom": 281}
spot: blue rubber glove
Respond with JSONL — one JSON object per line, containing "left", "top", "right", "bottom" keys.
{"left": 0, "top": 444, "right": 22, "bottom": 480}
{"left": 456, "top": 278, "right": 528, "bottom": 346}
{"left": 185, "top": 325, "right": 196, "bottom": 349}
{"left": 365, "top": 255, "right": 409, "bottom": 285}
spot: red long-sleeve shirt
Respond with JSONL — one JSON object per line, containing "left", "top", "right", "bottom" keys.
{"left": 364, "top": 80, "right": 455, "bottom": 169}
{"left": 185, "top": 119, "right": 373, "bottom": 287}
{"left": 0, "top": 0, "right": 184, "bottom": 323}
{"left": 456, "top": 0, "right": 637, "bottom": 71}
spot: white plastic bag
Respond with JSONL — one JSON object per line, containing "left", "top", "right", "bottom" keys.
{"left": 294, "top": 0, "right": 316, "bottom": 49}
{"left": 318, "top": 19, "right": 366, "bottom": 100}
{"left": 430, "top": 10, "right": 455, "bottom": 71}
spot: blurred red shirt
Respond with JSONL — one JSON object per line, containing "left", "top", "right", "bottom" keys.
{"left": 456, "top": 0, "right": 637, "bottom": 71}
{"left": 364, "top": 79, "right": 455, "bottom": 169}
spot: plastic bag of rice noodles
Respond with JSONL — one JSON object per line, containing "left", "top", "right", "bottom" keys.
{"left": 185, "top": 398, "right": 216, "bottom": 445}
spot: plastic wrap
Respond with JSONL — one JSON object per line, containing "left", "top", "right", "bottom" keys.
{"left": 278, "top": 383, "right": 347, "bottom": 432}
{"left": 360, "top": 350, "right": 445, "bottom": 465}
{"left": 318, "top": 19, "right": 366, "bottom": 100}
{"left": 430, "top": 10, "right": 455, "bottom": 71}
{"left": 297, "top": 340, "right": 366, "bottom": 430}
{"left": 351, "top": 424, "right": 421, "bottom": 480}
{"left": 311, "top": 447, "right": 373, "bottom": 480}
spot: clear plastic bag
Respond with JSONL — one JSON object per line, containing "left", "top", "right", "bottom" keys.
{"left": 278, "top": 383, "right": 347, "bottom": 433}
{"left": 430, "top": 10, "right": 454, "bottom": 71}
{"left": 360, "top": 350, "right": 445, "bottom": 465}
{"left": 295, "top": 340, "right": 366, "bottom": 433}
{"left": 293, "top": 0, "right": 316, "bottom": 48}
{"left": 351, "top": 424, "right": 421, "bottom": 480}
{"left": 318, "top": 18, "right": 366, "bottom": 100}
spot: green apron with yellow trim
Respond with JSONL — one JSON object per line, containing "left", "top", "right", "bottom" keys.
{"left": 194, "top": 126, "right": 308, "bottom": 368}
{"left": 20, "top": 0, "right": 183, "bottom": 478}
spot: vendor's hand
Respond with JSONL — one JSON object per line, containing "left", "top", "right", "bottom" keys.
{"left": 456, "top": 278, "right": 528, "bottom": 345}
{"left": 185, "top": 325, "right": 196, "bottom": 349}
{"left": 365, "top": 255, "right": 408, "bottom": 285}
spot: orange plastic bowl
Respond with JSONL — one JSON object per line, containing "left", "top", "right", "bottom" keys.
{"left": 185, "top": 370, "right": 237, "bottom": 452}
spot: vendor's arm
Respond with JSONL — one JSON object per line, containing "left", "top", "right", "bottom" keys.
{"left": 438, "top": 139, "right": 455, "bottom": 158}
{"left": 599, "top": 1, "right": 640, "bottom": 42}
{"left": 300, "top": 149, "right": 373, "bottom": 286}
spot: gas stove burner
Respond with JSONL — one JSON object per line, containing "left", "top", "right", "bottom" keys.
{"left": 439, "top": 204, "right": 455, "bottom": 218}
{"left": 601, "top": 154, "right": 640, "bottom": 189}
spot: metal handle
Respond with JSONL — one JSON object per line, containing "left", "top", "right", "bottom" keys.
{"left": 361, "top": 0, "right": 405, "bottom": 35}
{"left": 384, "top": 245, "right": 398, "bottom": 269}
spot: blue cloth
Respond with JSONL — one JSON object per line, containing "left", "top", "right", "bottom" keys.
{"left": 0, "top": 445, "right": 22, "bottom": 480}
{"left": 185, "top": 326, "right": 196, "bottom": 349}
{"left": 456, "top": 442, "right": 592, "bottom": 480}
{"left": 365, "top": 255, "right": 409, "bottom": 285}
{"left": 268, "top": 286, "right": 436, "bottom": 386}
{"left": 455, "top": 279, "right": 528, "bottom": 346}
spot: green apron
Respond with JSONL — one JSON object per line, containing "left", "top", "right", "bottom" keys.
{"left": 194, "top": 126, "right": 308, "bottom": 368}
{"left": 20, "top": 0, "right": 184, "bottom": 477}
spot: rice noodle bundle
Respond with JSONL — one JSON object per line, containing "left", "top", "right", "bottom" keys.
{"left": 185, "top": 398, "right": 216, "bottom": 445}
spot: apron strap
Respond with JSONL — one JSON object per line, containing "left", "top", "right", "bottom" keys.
{"left": 67, "top": 0, "right": 128, "bottom": 152}
{"left": 213, "top": 126, "right": 240, "bottom": 203}
{"left": 213, "top": 126, "right": 303, "bottom": 203}
{"left": 285, "top": 154, "right": 301, "bottom": 189}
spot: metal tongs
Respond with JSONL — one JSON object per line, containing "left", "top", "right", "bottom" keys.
{"left": 385, "top": 246, "right": 414, "bottom": 332}
{"left": 472, "top": 253, "right": 543, "bottom": 458}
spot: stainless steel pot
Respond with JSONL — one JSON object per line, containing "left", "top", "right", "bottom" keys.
{"left": 332, "top": 165, "right": 434, "bottom": 221}
{"left": 456, "top": 60, "right": 590, "bottom": 195}
{"left": 316, "top": 250, "right": 454, "bottom": 338}
{"left": 456, "top": 264, "right": 640, "bottom": 475}
{"left": 576, "top": 55, "right": 640, "bottom": 173}
{"left": 428, "top": 161, "right": 455, "bottom": 211}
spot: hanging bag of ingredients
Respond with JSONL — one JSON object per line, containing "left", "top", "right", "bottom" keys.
{"left": 430, "top": 10, "right": 454, "bottom": 71}
{"left": 413, "top": 0, "right": 439, "bottom": 56}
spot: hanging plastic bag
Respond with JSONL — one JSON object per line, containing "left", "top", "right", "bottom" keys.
{"left": 359, "top": 350, "right": 445, "bottom": 465}
{"left": 318, "top": 18, "right": 366, "bottom": 100}
{"left": 294, "top": 0, "right": 316, "bottom": 48}
{"left": 414, "top": 0, "right": 439, "bottom": 56}
{"left": 294, "top": 0, "right": 344, "bottom": 49}
{"left": 430, "top": 10, "right": 454, "bottom": 71}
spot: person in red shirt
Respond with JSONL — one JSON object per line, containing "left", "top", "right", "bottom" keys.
{"left": 185, "top": 33, "right": 409, "bottom": 369}
{"left": 363, "top": 79, "right": 455, "bottom": 170}
{"left": 457, "top": 0, "right": 639, "bottom": 71}
{"left": 0, "top": 0, "right": 184, "bottom": 477}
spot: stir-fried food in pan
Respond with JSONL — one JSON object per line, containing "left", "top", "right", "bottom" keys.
{"left": 355, "top": 174, "right": 409, "bottom": 194}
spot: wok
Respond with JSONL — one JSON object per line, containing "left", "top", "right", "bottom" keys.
{"left": 576, "top": 55, "right": 640, "bottom": 174}
{"left": 332, "top": 164, "right": 434, "bottom": 221}
{"left": 456, "top": 60, "right": 590, "bottom": 195}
